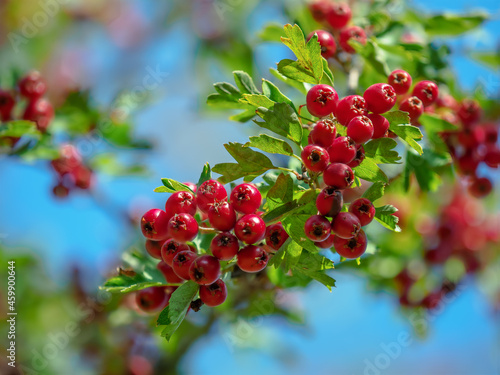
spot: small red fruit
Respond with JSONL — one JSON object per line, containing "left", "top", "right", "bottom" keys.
{"left": 468, "top": 177, "right": 493, "bottom": 198}
{"left": 328, "top": 136, "right": 357, "bottom": 164}
{"left": 339, "top": 26, "right": 367, "bottom": 54}
{"left": 316, "top": 186, "right": 343, "bottom": 217}
{"left": 301, "top": 144, "right": 330, "bottom": 172}
{"left": 331, "top": 212, "right": 361, "bottom": 239}
{"left": 168, "top": 213, "right": 199, "bottom": 243}
{"left": 304, "top": 215, "right": 331, "bottom": 242}
{"left": 196, "top": 179, "right": 227, "bottom": 213}
{"left": 367, "top": 114, "right": 390, "bottom": 139}
{"left": 18, "top": 71, "right": 47, "bottom": 99}
{"left": 199, "top": 279, "right": 227, "bottom": 307}
{"left": 314, "top": 234, "right": 336, "bottom": 249}
{"left": 306, "top": 84, "right": 339, "bottom": 118}
{"left": 326, "top": 3, "right": 352, "bottom": 29}
{"left": 165, "top": 191, "right": 197, "bottom": 219}
{"left": 141, "top": 209, "right": 170, "bottom": 241}
{"left": 333, "top": 229, "right": 367, "bottom": 258}
{"left": 23, "top": 98, "right": 54, "bottom": 131}
{"left": 457, "top": 99, "right": 481, "bottom": 126}
{"left": 307, "top": 30, "right": 337, "bottom": 59}
{"left": 230, "top": 183, "right": 262, "bottom": 214}
{"left": 349, "top": 198, "right": 376, "bottom": 226}
{"left": 145, "top": 239, "right": 167, "bottom": 260}
{"left": 172, "top": 250, "right": 198, "bottom": 280}
{"left": 347, "top": 116, "right": 374, "bottom": 144}
{"left": 210, "top": 232, "right": 239, "bottom": 261}
{"left": 157, "top": 261, "right": 183, "bottom": 284}
{"left": 265, "top": 223, "right": 289, "bottom": 251}
{"left": 399, "top": 96, "right": 424, "bottom": 124}
{"left": 387, "top": 70, "right": 412, "bottom": 95}
{"left": 234, "top": 214, "right": 266, "bottom": 244}
{"left": 136, "top": 287, "right": 168, "bottom": 313}
{"left": 363, "top": 83, "right": 397, "bottom": 114}
{"left": 189, "top": 255, "right": 221, "bottom": 285}
{"left": 335, "top": 95, "right": 367, "bottom": 126}
{"left": 237, "top": 245, "right": 269, "bottom": 273}
{"left": 323, "top": 163, "right": 354, "bottom": 189}
{"left": 161, "top": 239, "right": 191, "bottom": 266}
{"left": 208, "top": 200, "right": 237, "bottom": 231}
{"left": 347, "top": 145, "right": 365, "bottom": 168}
{"left": 412, "top": 80, "right": 439, "bottom": 107}
{"left": 309, "top": 119, "right": 337, "bottom": 148}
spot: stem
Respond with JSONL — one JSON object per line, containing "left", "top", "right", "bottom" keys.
{"left": 276, "top": 167, "right": 301, "bottom": 178}
{"left": 291, "top": 154, "right": 303, "bottom": 163}
{"left": 199, "top": 226, "right": 217, "bottom": 234}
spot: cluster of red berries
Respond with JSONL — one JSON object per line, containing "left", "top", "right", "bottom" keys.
{"left": 136, "top": 180, "right": 292, "bottom": 313}
{"left": 50, "top": 144, "right": 94, "bottom": 198}
{"left": 306, "top": 1, "right": 366, "bottom": 58}
{"left": 0, "top": 71, "right": 54, "bottom": 146}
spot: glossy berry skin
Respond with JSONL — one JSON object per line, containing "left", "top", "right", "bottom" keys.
{"left": 307, "top": 30, "right": 337, "bottom": 59}
{"left": 23, "top": 98, "right": 54, "bottom": 131}
{"left": 309, "top": 119, "right": 337, "bottom": 148}
{"left": 230, "top": 183, "right": 262, "bottom": 214}
{"left": 210, "top": 232, "right": 239, "bottom": 261}
{"left": 189, "top": 255, "right": 221, "bottom": 285}
{"left": 167, "top": 213, "right": 199, "bottom": 243}
{"left": 237, "top": 245, "right": 269, "bottom": 273}
{"left": 457, "top": 99, "right": 481, "bottom": 126}
{"left": 328, "top": 136, "right": 357, "bottom": 164}
{"left": 457, "top": 151, "right": 480, "bottom": 176}
{"left": 363, "top": 83, "right": 397, "bottom": 114}
{"left": 165, "top": 191, "right": 197, "bottom": 220}
{"left": 309, "top": 0, "right": 331, "bottom": 22}
{"left": 347, "top": 116, "right": 374, "bottom": 144}
{"left": 234, "top": 214, "right": 266, "bottom": 244}
{"left": 18, "top": 71, "right": 47, "bottom": 99}
{"left": 265, "top": 223, "right": 289, "bottom": 251}
{"left": 399, "top": 96, "right": 424, "bottom": 124}
{"left": 347, "top": 145, "right": 365, "bottom": 168}
{"left": 412, "top": 81, "right": 439, "bottom": 107}
{"left": 304, "top": 215, "right": 331, "bottom": 242}
{"left": 333, "top": 230, "right": 367, "bottom": 259}
{"left": 199, "top": 279, "right": 227, "bottom": 307}
{"left": 316, "top": 186, "right": 343, "bottom": 217}
{"left": 172, "top": 250, "right": 198, "bottom": 280}
{"left": 157, "top": 261, "right": 183, "bottom": 284}
{"left": 51, "top": 144, "right": 82, "bottom": 176}
{"left": 0, "top": 90, "right": 15, "bottom": 121}
{"left": 387, "top": 70, "right": 412, "bottom": 95}
{"left": 349, "top": 198, "right": 376, "bottom": 226}
{"left": 145, "top": 239, "right": 167, "bottom": 260}
{"left": 458, "top": 126, "right": 485, "bottom": 149}
{"left": 136, "top": 287, "right": 168, "bottom": 313}
{"left": 323, "top": 163, "right": 354, "bottom": 189}
{"left": 468, "top": 177, "right": 492, "bottom": 198}
{"left": 306, "top": 84, "right": 339, "bottom": 118}
{"left": 484, "top": 147, "right": 500, "bottom": 168}
{"left": 483, "top": 124, "right": 498, "bottom": 144}
{"left": 339, "top": 26, "right": 367, "bottom": 54}
{"left": 141, "top": 209, "right": 170, "bottom": 241}
{"left": 208, "top": 200, "right": 237, "bottom": 231}
{"left": 161, "top": 239, "right": 191, "bottom": 266}
{"left": 331, "top": 212, "right": 361, "bottom": 239}
{"left": 196, "top": 179, "right": 227, "bottom": 213}
{"left": 367, "top": 114, "right": 390, "bottom": 139}
{"left": 335, "top": 95, "right": 367, "bottom": 126}
{"left": 301, "top": 145, "right": 330, "bottom": 172}
{"left": 72, "top": 165, "right": 93, "bottom": 189}
{"left": 326, "top": 3, "right": 352, "bottom": 29}
{"left": 314, "top": 234, "right": 336, "bottom": 249}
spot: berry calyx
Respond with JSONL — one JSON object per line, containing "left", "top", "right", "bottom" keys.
{"left": 157, "top": 261, "right": 183, "bottom": 284}
{"left": 399, "top": 96, "right": 423, "bottom": 124}
{"left": 309, "top": 119, "right": 337, "bottom": 148}
{"left": 306, "top": 84, "right": 339, "bottom": 118}
{"left": 335, "top": 95, "right": 367, "bottom": 126}
{"left": 412, "top": 80, "right": 439, "bottom": 107}
{"left": 387, "top": 70, "right": 412, "bottom": 95}
{"left": 265, "top": 223, "right": 289, "bottom": 251}
{"left": 331, "top": 212, "right": 361, "bottom": 239}
{"left": 196, "top": 179, "right": 227, "bottom": 213}
{"left": 237, "top": 245, "right": 269, "bottom": 273}
{"left": 167, "top": 213, "right": 199, "bottom": 243}
{"left": 349, "top": 198, "right": 376, "bottom": 226}
{"left": 199, "top": 279, "right": 227, "bottom": 307}
{"left": 234, "top": 214, "right": 266, "bottom": 244}
{"left": 304, "top": 215, "right": 331, "bottom": 242}
{"left": 307, "top": 30, "right": 337, "bottom": 59}
{"left": 165, "top": 191, "right": 197, "bottom": 220}
{"left": 323, "top": 163, "right": 354, "bottom": 189}
{"left": 210, "top": 232, "right": 239, "bottom": 261}
{"left": 333, "top": 230, "right": 367, "bottom": 258}
{"left": 363, "top": 83, "right": 397, "bottom": 114}
{"left": 141, "top": 209, "right": 170, "bottom": 241}
{"left": 145, "top": 239, "right": 167, "bottom": 260}
{"left": 367, "top": 113, "right": 390, "bottom": 139}
{"left": 189, "top": 255, "right": 221, "bottom": 285}
{"left": 326, "top": 3, "right": 352, "bottom": 29}
{"left": 172, "top": 250, "right": 198, "bottom": 280}
{"left": 339, "top": 26, "right": 367, "bottom": 54}
{"left": 316, "top": 186, "right": 343, "bottom": 217}
{"left": 347, "top": 115, "right": 374, "bottom": 144}
{"left": 136, "top": 287, "right": 168, "bottom": 313}
{"left": 347, "top": 145, "right": 365, "bottom": 168}
{"left": 301, "top": 144, "right": 330, "bottom": 172}
{"left": 328, "top": 136, "right": 357, "bottom": 164}
{"left": 208, "top": 200, "right": 237, "bottom": 231}
{"left": 18, "top": 71, "right": 47, "bottom": 99}
{"left": 161, "top": 239, "right": 191, "bottom": 266}
{"left": 230, "top": 183, "right": 262, "bottom": 214}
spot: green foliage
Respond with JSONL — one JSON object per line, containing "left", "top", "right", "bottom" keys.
{"left": 155, "top": 179, "right": 195, "bottom": 193}
{"left": 384, "top": 111, "right": 423, "bottom": 155}
{"left": 197, "top": 163, "right": 212, "bottom": 186}
{"left": 374, "top": 205, "right": 401, "bottom": 232}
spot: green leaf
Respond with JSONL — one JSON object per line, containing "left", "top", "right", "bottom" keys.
{"left": 155, "top": 179, "right": 194, "bottom": 193}
{"left": 266, "top": 173, "right": 294, "bottom": 210}
{"left": 157, "top": 281, "right": 199, "bottom": 341}
{"left": 261, "top": 79, "right": 296, "bottom": 109}
{"left": 255, "top": 103, "right": 303, "bottom": 145}
{"left": 277, "top": 59, "right": 319, "bottom": 85}
{"left": 293, "top": 251, "right": 335, "bottom": 291}
{"left": 321, "top": 58, "right": 334, "bottom": 85}
{"left": 262, "top": 201, "right": 301, "bottom": 225}
{"left": 363, "top": 138, "right": 401, "bottom": 164}
{"left": 240, "top": 94, "right": 275, "bottom": 109}
{"left": 424, "top": 13, "right": 487, "bottom": 36}
{"left": 374, "top": 205, "right": 401, "bottom": 232}
{"left": 282, "top": 201, "right": 319, "bottom": 253}
{"left": 245, "top": 134, "right": 294, "bottom": 157}
{"left": 269, "top": 68, "right": 307, "bottom": 95}
{"left": 258, "top": 23, "right": 285, "bottom": 42}
{"left": 384, "top": 111, "right": 423, "bottom": 155}
{"left": 406, "top": 148, "right": 451, "bottom": 192}
{"left": 419, "top": 113, "right": 457, "bottom": 154}
{"left": 89, "top": 154, "right": 148, "bottom": 176}
{"left": 471, "top": 52, "right": 500, "bottom": 70}
{"left": 362, "top": 181, "right": 386, "bottom": 203}
{"left": 224, "top": 142, "right": 275, "bottom": 172}
{"left": 283, "top": 240, "right": 303, "bottom": 271}
{"left": 233, "top": 71, "right": 260, "bottom": 95}
{"left": 354, "top": 157, "right": 388, "bottom": 183}
{"left": 0, "top": 120, "right": 40, "bottom": 138}
{"left": 352, "top": 39, "right": 390, "bottom": 77}
{"left": 212, "top": 163, "right": 249, "bottom": 184}
{"left": 207, "top": 82, "right": 247, "bottom": 109}
{"left": 197, "top": 163, "right": 212, "bottom": 186}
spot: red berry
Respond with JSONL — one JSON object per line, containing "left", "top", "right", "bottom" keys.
{"left": 18, "top": 71, "right": 47, "bottom": 99}
{"left": 72, "top": 165, "right": 93, "bottom": 189}
{"left": 165, "top": 191, "right": 197, "bottom": 220}
{"left": 412, "top": 80, "right": 439, "bottom": 107}
{"left": 234, "top": 214, "right": 266, "bottom": 244}
{"left": 457, "top": 151, "right": 480, "bottom": 176}
{"left": 23, "top": 98, "right": 54, "bottom": 131}
{"left": 237, "top": 245, "right": 269, "bottom": 273}
{"left": 387, "top": 70, "right": 412, "bottom": 95}
{"left": 328, "top": 136, "right": 357, "bottom": 164}
{"left": 457, "top": 99, "right": 481, "bottom": 126}
{"left": 399, "top": 96, "right": 423, "bottom": 124}
{"left": 316, "top": 186, "right": 343, "bottom": 217}
{"left": 0, "top": 90, "right": 15, "bottom": 121}
{"left": 157, "top": 261, "right": 183, "bottom": 284}
{"left": 484, "top": 146, "right": 500, "bottom": 168}
{"left": 208, "top": 200, "right": 237, "bottom": 231}
{"left": 483, "top": 124, "right": 498, "bottom": 144}
{"left": 333, "top": 229, "right": 367, "bottom": 258}
{"left": 161, "top": 239, "right": 191, "bottom": 266}
{"left": 265, "top": 223, "right": 289, "bottom": 251}
{"left": 331, "top": 212, "right": 361, "bottom": 239}
{"left": 301, "top": 144, "right": 330, "bottom": 172}
{"left": 304, "top": 215, "right": 331, "bottom": 242}
{"left": 199, "top": 279, "right": 227, "bottom": 307}
{"left": 314, "top": 234, "right": 336, "bottom": 249}
{"left": 52, "top": 183, "right": 70, "bottom": 198}
{"left": 306, "top": 84, "right": 339, "bottom": 118}
{"left": 349, "top": 198, "right": 376, "bottom": 226}
{"left": 339, "top": 26, "right": 367, "bottom": 54}
{"left": 145, "top": 239, "right": 167, "bottom": 260}
{"left": 458, "top": 126, "right": 485, "bottom": 149}
{"left": 468, "top": 177, "right": 492, "bottom": 198}
{"left": 136, "top": 287, "right": 168, "bottom": 313}
{"left": 323, "top": 163, "right": 354, "bottom": 189}
{"left": 141, "top": 209, "right": 170, "bottom": 240}
{"left": 230, "top": 183, "right": 262, "bottom": 214}
{"left": 307, "top": 30, "right": 337, "bottom": 59}
{"left": 189, "top": 255, "right": 221, "bottom": 285}
{"left": 347, "top": 116, "right": 374, "bottom": 144}
{"left": 210, "top": 232, "right": 239, "bottom": 260}
{"left": 183, "top": 182, "right": 197, "bottom": 192}
{"left": 51, "top": 144, "right": 82, "bottom": 176}
{"left": 167, "top": 213, "right": 199, "bottom": 243}
{"left": 309, "top": 119, "right": 337, "bottom": 148}
{"left": 196, "top": 179, "right": 227, "bottom": 213}
{"left": 308, "top": 0, "right": 331, "bottom": 22}
{"left": 363, "top": 83, "right": 397, "bottom": 114}
{"left": 172, "top": 250, "right": 198, "bottom": 280}
{"left": 335, "top": 95, "right": 367, "bottom": 126}
{"left": 347, "top": 145, "right": 365, "bottom": 168}
{"left": 367, "top": 114, "right": 390, "bottom": 139}
{"left": 326, "top": 3, "right": 352, "bottom": 29}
